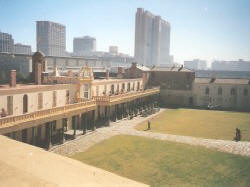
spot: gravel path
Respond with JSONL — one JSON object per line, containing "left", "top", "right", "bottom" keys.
{"left": 50, "top": 109, "right": 250, "bottom": 157}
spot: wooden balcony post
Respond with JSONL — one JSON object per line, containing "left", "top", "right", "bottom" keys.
{"left": 81, "top": 114, "right": 86, "bottom": 135}
{"left": 92, "top": 110, "right": 96, "bottom": 131}
{"left": 84, "top": 113, "right": 88, "bottom": 134}
{"left": 107, "top": 106, "right": 110, "bottom": 126}
{"left": 31, "top": 127, "right": 36, "bottom": 145}
{"left": 61, "top": 118, "right": 67, "bottom": 144}
{"left": 46, "top": 122, "right": 52, "bottom": 150}
{"left": 121, "top": 103, "right": 125, "bottom": 119}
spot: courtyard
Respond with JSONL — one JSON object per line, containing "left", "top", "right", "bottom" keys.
{"left": 50, "top": 108, "right": 250, "bottom": 186}
{"left": 136, "top": 108, "right": 250, "bottom": 141}
{"left": 71, "top": 135, "right": 250, "bottom": 187}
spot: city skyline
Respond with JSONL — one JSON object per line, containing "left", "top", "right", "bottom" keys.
{"left": 0, "top": 0, "right": 250, "bottom": 64}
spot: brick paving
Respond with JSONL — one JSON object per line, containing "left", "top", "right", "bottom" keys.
{"left": 50, "top": 109, "right": 250, "bottom": 157}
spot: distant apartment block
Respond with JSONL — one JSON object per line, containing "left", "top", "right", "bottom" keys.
{"left": 212, "top": 59, "right": 250, "bottom": 71}
{"left": 109, "top": 46, "right": 118, "bottom": 55}
{"left": 184, "top": 59, "right": 207, "bottom": 70}
{"left": 14, "top": 43, "right": 32, "bottom": 55}
{"left": 36, "top": 21, "right": 66, "bottom": 56}
{"left": 73, "top": 36, "right": 96, "bottom": 56}
{"left": 0, "top": 31, "right": 14, "bottom": 53}
{"left": 134, "top": 8, "right": 171, "bottom": 66}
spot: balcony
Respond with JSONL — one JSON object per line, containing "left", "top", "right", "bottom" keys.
{"left": 0, "top": 100, "right": 96, "bottom": 133}
{"left": 93, "top": 87, "right": 160, "bottom": 106}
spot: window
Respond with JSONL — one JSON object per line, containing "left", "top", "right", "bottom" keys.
{"left": 244, "top": 88, "right": 248, "bottom": 96}
{"left": 122, "top": 83, "right": 125, "bottom": 92}
{"left": 104, "top": 85, "right": 107, "bottom": 95}
{"left": 7, "top": 96, "right": 13, "bottom": 115}
{"left": 53, "top": 91, "right": 57, "bottom": 107}
{"left": 23, "top": 94, "right": 28, "bottom": 114}
{"left": 116, "top": 84, "right": 119, "bottom": 93}
{"left": 205, "top": 87, "right": 209, "bottom": 95}
{"left": 111, "top": 84, "right": 114, "bottom": 94}
{"left": 66, "top": 90, "right": 70, "bottom": 104}
{"left": 96, "top": 86, "right": 99, "bottom": 96}
{"left": 231, "top": 88, "right": 236, "bottom": 96}
{"left": 127, "top": 83, "right": 130, "bottom": 91}
{"left": 83, "top": 84, "right": 89, "bottom": 99}
{"left": 52, "top": 121, "right": 57, "bottom": 131}
{"left": 38, "top": 93, "right": 43, "bottom": 109}
{"left": 137, "top": 82, "right": 140, "bottom": 91}
{"left": 218, "top": 87, "right": 222, "bottom": 95}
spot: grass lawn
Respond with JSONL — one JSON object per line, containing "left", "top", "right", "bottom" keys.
{"left": 71, "top": 135, "right": 250, "bottom": 187}
{"left": 136, "top": 109, "right": 250, "bottom": 141}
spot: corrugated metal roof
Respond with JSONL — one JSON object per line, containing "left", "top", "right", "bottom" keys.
{"left": 214, "top": 78, "right": 250, "bottom": 84}
{"left": 194, "top": 78, "right": 211, "bottom": 83}
{"left": 194, "top": 78, "right": 250, "bottom": 84}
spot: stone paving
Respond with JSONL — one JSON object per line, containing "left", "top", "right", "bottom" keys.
{"left": 50, "top": 109, "right": 250, "bottom": 157}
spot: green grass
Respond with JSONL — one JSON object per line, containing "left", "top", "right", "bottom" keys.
{"left": 136, "top": 109, "right": 250, "bottom": 141}
{"left": 71, "top": 135, "right": 250, "bottom": 187}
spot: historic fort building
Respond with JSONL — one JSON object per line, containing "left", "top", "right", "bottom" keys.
{"left": 0, "top": 52, "right": 160, "bottom": 149}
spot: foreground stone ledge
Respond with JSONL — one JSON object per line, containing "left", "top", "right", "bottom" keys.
{"left": 0, "top": 135, "right": 148, "bottom": 187}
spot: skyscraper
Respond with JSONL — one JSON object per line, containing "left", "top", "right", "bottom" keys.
{"left": 73, "top": 36, "right": 96, "bottom": 56}
{"left": 36, "top": 21, "right": 66, "bottom": 56}
{"left": 134, "top": 8, "right": 171, "bottom": 66}
{"left": 0, "top": 31, "right": 14, "bottom": 53}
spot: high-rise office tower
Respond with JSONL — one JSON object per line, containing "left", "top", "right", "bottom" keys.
{"left": 73, "top": 36, "right": 96, "bottom": 56}
{"left": 134, "top": 8, "right": 171, "bottom": 66}
{"left": 36, "top": 21, "right": 66, "bottom": 56}
{"left": 0, "top": 31, "right": 14, "bottom": 53}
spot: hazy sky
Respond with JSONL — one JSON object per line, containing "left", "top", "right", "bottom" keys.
{"left": 0, "top": 0, "right": 249, "bottom": 64}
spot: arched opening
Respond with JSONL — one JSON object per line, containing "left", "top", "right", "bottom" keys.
{"left": 231, "top": 88, "right": 236, "bottom": 96}
{"left": 111, "top": 84, "right": 114, "bottom": 95}
{"left": 189, "top": 97, "right": 193, "bottom": 107}
{"left": 137, "top": 82, "right": 140, "bottom": 91}
{"left": 23, "top": 94, "right": 28, "bottom": 114}
{"left": 218, "top": 87, "right": 222, "bottom": 95}
{"left": 244, "top": 88, "right": 248, "bottom": 96}
{"left": 205, "top": 87, "right": 209, "bottom": 95}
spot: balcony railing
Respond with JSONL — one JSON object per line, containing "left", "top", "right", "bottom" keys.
{"left": 93, "top": 87, "right": 160, "bottom": 105}
{"left": 0, "top": 100, "right": 96, "bottom": 127}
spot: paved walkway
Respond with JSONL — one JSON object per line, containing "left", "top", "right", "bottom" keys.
{"left": 50, "top": 109, "right": 250, "bottom": 157}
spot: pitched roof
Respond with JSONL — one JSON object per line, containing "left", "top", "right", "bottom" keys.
{"left": 150, "top": 66, "right": 193, "bottom": 72}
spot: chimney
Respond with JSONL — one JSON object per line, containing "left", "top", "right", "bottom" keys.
{"left": 9, "top": 70, "right": 16, "bottom": 87}
{"left": 105, "top": 69, "right": 110, "bottom": 79}
{"left": 35, "top": 63, "right": 42, "bottom": 85}
{"left": 132, "top": 62, "right": 137, "bottom": 69}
